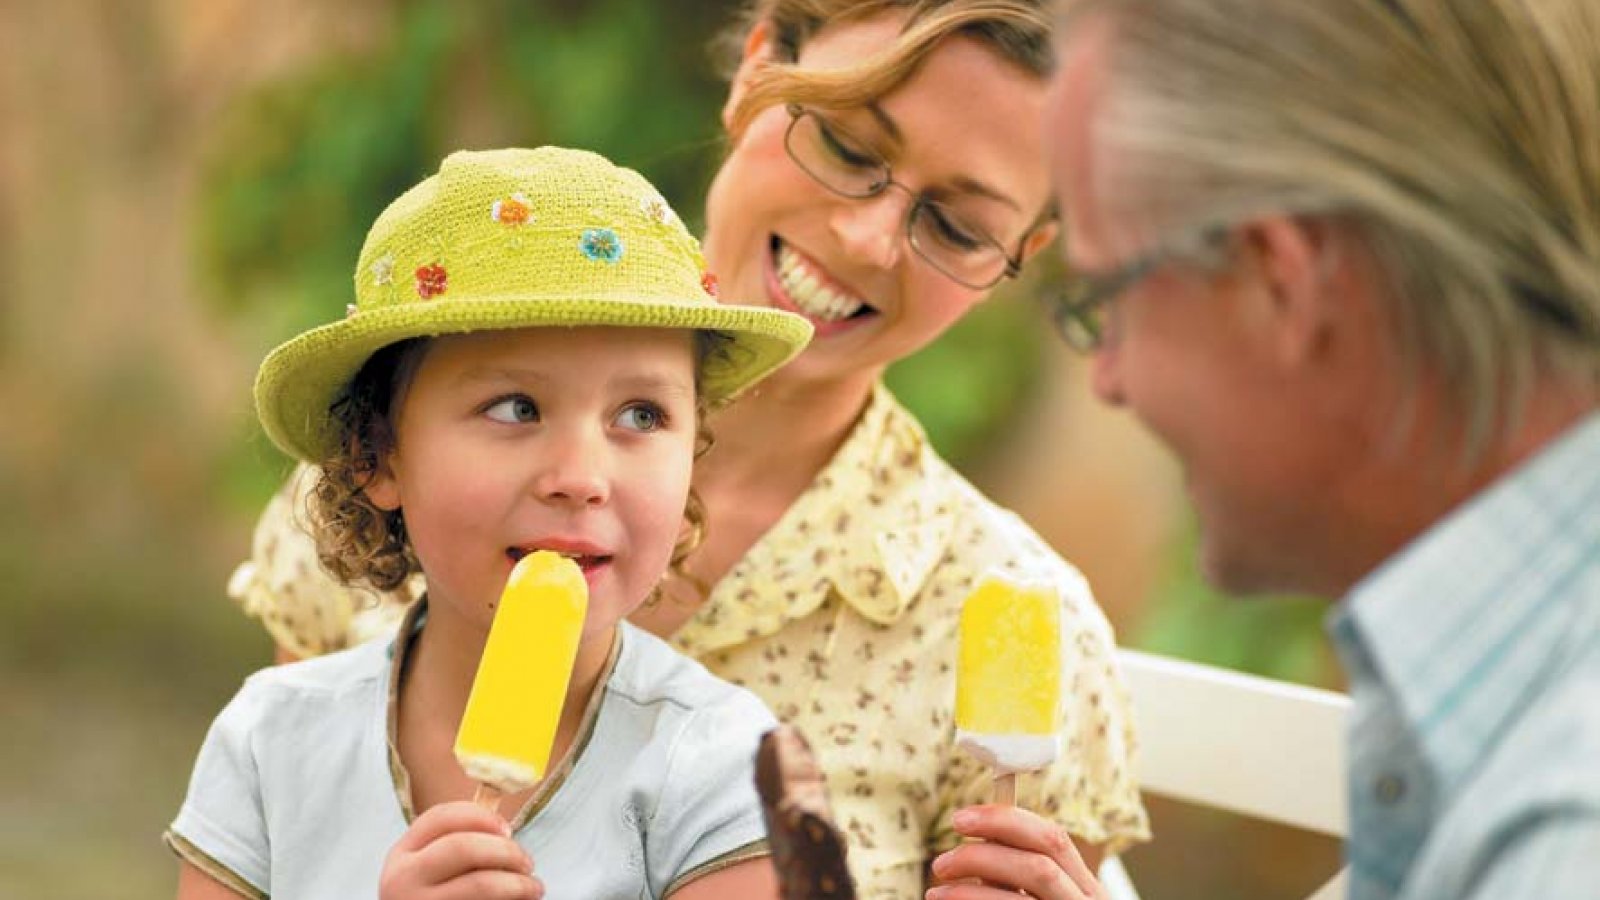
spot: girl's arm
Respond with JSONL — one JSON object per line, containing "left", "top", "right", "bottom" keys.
{"left": 176, "top": 860, "right": 251, "bottom": 900}
{"left": 666, "top": 857, "right": 779, "bottom": 900}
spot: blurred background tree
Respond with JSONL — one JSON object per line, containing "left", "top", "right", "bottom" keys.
{"left": 0, "top": 2, "right": 1336, "bottom": 897}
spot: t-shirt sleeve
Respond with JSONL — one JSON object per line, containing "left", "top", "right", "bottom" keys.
{"left": 648, "top": 688, "right": 777, "bottom": 897}
{"left": 165, "top": 678, "right": 273, "bottom": 897}
{"left": 933, "top": 573, "right": 1151, "bottom": 856}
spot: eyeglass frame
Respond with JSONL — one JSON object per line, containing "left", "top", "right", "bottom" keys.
{"left": 1047, "top": 217, "right": 1597, "bottom": 353}
{"left": 1045, "top": 227, "right": 1232, "bottom": 352}
{"left": 781, "top": 103, "right": 1037, "bottom": 290}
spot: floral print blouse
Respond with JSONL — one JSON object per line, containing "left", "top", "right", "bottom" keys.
{"left": 230, "top": 382, "right": 1150, "bottom": 897}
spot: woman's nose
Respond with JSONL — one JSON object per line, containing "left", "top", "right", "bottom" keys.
{"left": 829, "top": 189, "right": 910, "bottom": 270}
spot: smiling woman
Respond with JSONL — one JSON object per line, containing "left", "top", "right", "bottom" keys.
{"left": 231, "top": 3, "right": 1150, "bottom": 897}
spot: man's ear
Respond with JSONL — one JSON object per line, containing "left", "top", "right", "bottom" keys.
{"left": 1018, "top": 219, "right": 1060, "bottom": 266}
{"left": 1242, "top": 216, "right": 1340, "bottom": 368}
{"left": 723, "top": 18, "right": 778, "bottom": 134}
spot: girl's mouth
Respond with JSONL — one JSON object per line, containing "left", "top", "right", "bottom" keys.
{"left": 506, "top": 547, "right": 612, "bottom": 580}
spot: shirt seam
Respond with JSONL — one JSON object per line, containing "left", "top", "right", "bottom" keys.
{"left": 163, "top": 829, "right": 267, "bottom": 900}
{"left": 662, "top": 838, "right": 771, "bottom": 897}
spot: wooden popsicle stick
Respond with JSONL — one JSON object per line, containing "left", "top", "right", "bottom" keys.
{"left": 993, "top": 772, "right": 1016, "bottom": 807}
{"left": 472, "top": 782, "right": 503, "bottom": 813}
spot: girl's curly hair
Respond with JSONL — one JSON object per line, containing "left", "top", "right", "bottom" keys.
{"left": 306, "top": 332, "right": 731, "bottom": 594}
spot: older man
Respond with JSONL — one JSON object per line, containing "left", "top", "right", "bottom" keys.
{"left": 1047, "top": 1, "right": 1600, "bottom": 898}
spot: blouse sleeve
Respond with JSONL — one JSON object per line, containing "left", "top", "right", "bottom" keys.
{"left": 932, "top": 573, "right": 1151, "bottom": 856}
{"left": 228, "top": 462, "right": 410, "bottom": 657}
{"left": 650, "top": 688, "right": 777, "bottom": 897}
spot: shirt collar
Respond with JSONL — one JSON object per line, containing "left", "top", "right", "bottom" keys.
{"left": 1331, "top": 411, "right": 1600, "bottom": 792}
{"left": 674, "top": 383, "right": 956, "bottom": 656}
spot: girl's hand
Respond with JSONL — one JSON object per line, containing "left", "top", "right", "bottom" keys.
{"left": 379, "top": 801, "right": 544, "bottom": 900}
{"left": 926, "top": 804, "right": 1103, "bottom": 900}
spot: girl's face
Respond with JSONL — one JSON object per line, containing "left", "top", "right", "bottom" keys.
{"left": 702, "top": 11, "right": 1058, "bottom": 387}
{"left": 364, "top": 326, "right": 698, "bottom": 640}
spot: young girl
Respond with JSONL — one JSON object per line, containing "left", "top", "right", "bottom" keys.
{"left": 166, "top": 147, "right": 811, "bottom": 900}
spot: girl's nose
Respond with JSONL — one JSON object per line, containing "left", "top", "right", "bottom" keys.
{"left": 534, "top": 435, "right": 609, "bottom": 508}
{"left": 829, "top": 189, "right": 910, "bottom": 270}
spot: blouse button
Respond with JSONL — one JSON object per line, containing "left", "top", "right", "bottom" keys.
{"left": 1374, "top": 773, "right": 1407, "bottom": 806}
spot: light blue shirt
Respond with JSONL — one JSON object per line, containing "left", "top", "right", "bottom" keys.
{"left": 167, "top": 617, "right": 775, "bottom": 899}
{"left": 1331, "top": 412, "right": 1600, "bottom": 900}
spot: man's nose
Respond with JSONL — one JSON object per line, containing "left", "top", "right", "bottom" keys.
{"left": 1088, "top": 340, "right": 1127, "bottom": 407}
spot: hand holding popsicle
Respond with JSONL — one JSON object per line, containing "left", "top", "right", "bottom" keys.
{"left": 378, "top": 801, "right": 544, "bottom": 900}
{"left": 454, "top": 551, "right": 589, "bottom": 811}
{"left": 954, "top": 573, "right": 1063, "bottom": 806}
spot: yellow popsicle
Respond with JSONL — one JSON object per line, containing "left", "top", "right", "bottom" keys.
{"left": 454, "top": 550, "right": 588, "bottom": 795}
{"left": 954, "top": 573, "right": 1062, "bottom": 775}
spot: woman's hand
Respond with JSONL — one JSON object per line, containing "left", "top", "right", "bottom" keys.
{"left": 926, "top": 804, "right": 1103, "bottom": 900}
{"left": 379, "top": 801, "right": 544, "bottom": 900}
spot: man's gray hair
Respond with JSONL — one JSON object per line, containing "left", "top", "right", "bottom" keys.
{"left": 1072, "top": 0, "right": 1600, "bottom": 446}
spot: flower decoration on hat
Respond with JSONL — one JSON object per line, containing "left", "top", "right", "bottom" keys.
{"left": 701, "top": 271, "right": 720, "bottom": 299}
{"left": 640, "top": 193, "right": 674, "bottom": 226}
{"left": 370, "top": 253, "right": 395, "bottom": 287}
{"left": 580, "top": 228, "right": 624, "bottom": 264}
{"left": 415, "top": 263, "right": 449, "bottom": 299}
{"left": 491, "top": 193, "right": 533, "bottom": 226}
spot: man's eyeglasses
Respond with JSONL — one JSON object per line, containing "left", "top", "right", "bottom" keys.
{"left": 1047, "top": 218, "right": 1597, "bottom": 354}
{"left": 1045, "top": 230, "right": 1229, "bottom": 352}
{"left": 783, "top": 104, "right": 1033, "bottom": 290}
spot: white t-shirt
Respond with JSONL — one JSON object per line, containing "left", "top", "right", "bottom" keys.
{"left": 167, "top": 614, "right": 776, "bottom": 899}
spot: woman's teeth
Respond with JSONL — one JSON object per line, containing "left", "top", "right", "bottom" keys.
{"left": 777, "top": 244, "right": 867, "bottom": 322}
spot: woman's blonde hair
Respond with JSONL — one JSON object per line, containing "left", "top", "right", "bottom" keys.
{"left": 717, "top": 1, "right": 1055, "bottom": 139}
{"left": 309, "top": 332, "right": 730, "bottom": 593}
{"left": 1073, "top": 0, "right": 1600, "bottom": 447}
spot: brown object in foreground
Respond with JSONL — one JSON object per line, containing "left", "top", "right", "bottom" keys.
{"left": 755, "top": 726, "right": 857, "bottom": 900}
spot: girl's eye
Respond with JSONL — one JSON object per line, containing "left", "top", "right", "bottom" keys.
{"left": 485, "top": 396, "right": 539, "bottom": 424}
{"left": 615, "top": 402, "right": 666, "bottom": 432}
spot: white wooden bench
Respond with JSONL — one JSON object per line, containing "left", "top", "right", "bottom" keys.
{"left": 1099, "top": 648, "right": 1351, "bottom": 900}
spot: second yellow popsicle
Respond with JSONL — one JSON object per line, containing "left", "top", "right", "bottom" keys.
{"left": 954, "top": 572, "right": 1063, "bottom": 775}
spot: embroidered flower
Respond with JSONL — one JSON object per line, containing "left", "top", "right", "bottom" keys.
{"left": 701, "top": 271, "right": 720, "bottom": 299}
{"left": 640, "top": 193, "right": 674, "bottom": 225}
{"left": 415, "top": 263, "right": 448, "bottom": 299}
{"left": 579, "top": 228, "right": 623, "bottom": 264}
{"left": 491, "top": 193, "right": 532, "bottom": 226}
{"left": 370, "top": 253, "right": 394, "bottom": 286}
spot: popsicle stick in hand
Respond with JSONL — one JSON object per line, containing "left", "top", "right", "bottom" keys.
{"left": 953, "top": 573, "right": 1063, "bottom": 808}
{"left": 471, "top": 783, "right": 503, "bottom": 812}
{"left": 993, "top": 773, "right": 1017, "bottom": 807}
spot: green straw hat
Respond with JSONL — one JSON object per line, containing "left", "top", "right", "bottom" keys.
{"left": 255, "top": 147, "right": 812, "bottom": 462}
